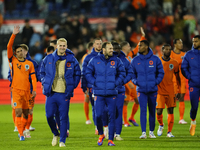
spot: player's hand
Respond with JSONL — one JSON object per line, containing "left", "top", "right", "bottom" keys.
{"left": 32, "top": 91, "right": 36, "bottom": 98}
{"left": 13, "top": 25, "right": 20, "bottom": 35}
{"left": 41, "top": 85, "right": 43, "bottom": 89}
{"left": 84, "top": 90, "right": 88, "bottom": 95}
{"left": 140, "top": 27, "right": 145, "bottom": 37}
{"left": 128, "top": 82, "right": 135, "bottom": 89}
{"left": 175, "top": 93, "right": 180, "bottom": 100}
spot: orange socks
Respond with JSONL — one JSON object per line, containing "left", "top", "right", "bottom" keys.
{"left": 123, "top": 105, "right": 128, "bottom": 124}
{"left": 12, "top": 108, "right": 16, "bottom": 126}
{"left": 84, "top": 101, "right": 90, "bottom": 121}
{"left": 179, "top": 101, "right": 185, "bottom": 120}
{"left": 26, "top": 114, "right": 33, "bottom": 130}
{"left": 129, "top": 103, "right": 139, "bottom": 120}
{"left": 16, "top": 117, "right": 23, "bottom": 136}
{"left": 22, "top": 117, "right": 28, "bottom": 132}
{"left": 168, "top": 114, "right": 174, "bottom": 133}
{"left": 156, "top": 114, "right": 163, "bottom": 126}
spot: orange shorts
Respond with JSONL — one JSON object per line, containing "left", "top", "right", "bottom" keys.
{"left": 28, "top": 94, "right": 35, "bottom": 109}
{"left": 12, "top": 88, "right": 30, "bottom": 109}
{"left": 156, "top": 94, "right": 176, "bottom": 109}
{"left": 125, "top": 87, "right": 137, "bottom": 101}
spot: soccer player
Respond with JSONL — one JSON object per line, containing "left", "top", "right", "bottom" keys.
{"left": 171, "top": 39, "right": 187, "bottom": 124}
{"left": 181, "top": 35, "right": 200, "bottom": 136}
{"left": 81, "top": 41, "right": 93, "bottom": 124}
{"left": 156, "top": 44, "right": 180, "bottom": 137}
{"left": 86, "top": 41, "right": 126, "bottom": 146}
{"left": 40, "top": 38, "right": 81, "bottom": 147}
{"left": 7, "top": 25, "right": 37, "bottom": 141}
{"left": 131, "top": 40, "right": 164, "bottom": 139}
{"left": 112, "top": 41, "right": 133, "bottom": 140}
{"left": 50, "top": 39, "right": 57, "bottom": 50}
{"left": 81, "top": 38, "right": 102, "bottom": 134}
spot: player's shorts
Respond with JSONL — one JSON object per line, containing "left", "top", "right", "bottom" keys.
{"left": 12, "top": 88, "right": 30, "bottom": 109}
{"left": 156, "top": 94, "right": 176, "bottom": 109}
{"left": 124, "top": 87, "right": 137, "bottom": 101}
{"left": 85, "top": 88, "right": 89, "bottom": 98}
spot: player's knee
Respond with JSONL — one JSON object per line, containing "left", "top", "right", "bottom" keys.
{"left": 134, "top": 98, "right": 139, "bottom": 104}
{"left": 156, "top": 109, "right": 163, "bottom": 115}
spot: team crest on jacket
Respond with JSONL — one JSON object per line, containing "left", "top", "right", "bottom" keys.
{"left": 25, "top": 64, "right": 29, "bottom": 71}
{"left": 169, "top": 64, "right": 174, "bottom": 70}
{"left": 110, "top": 61, "right": 115, "bottom": 68}
{"left": 149, "top": 60, "right": 154, "bottom": 67}
{"left": 66, "top": 62, "right": 72, "bottom": 69}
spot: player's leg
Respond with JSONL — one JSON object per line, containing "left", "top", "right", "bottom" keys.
{"left": 102, "top": 106, "right": 108, "bottom": 139}
{"left": 147, "top": 92, "right": 157, "bottom": 138}
{"left": 89, "top": 88, "right": 97, "bottom": 133}
{"left": 123, "top": 100, "right": 130, "bottom": 127}
{"left": 84, "top": 90, "right": 91, "bottom": 124}
{"left": 106, "top": 95, "right": 117, "bottom": 146}
{"left": 115, "top": 92, "right": 125, "bottom": 140}
{"left": 189, "top": 87, "right": 199, "bottom": 136}
{"left": 26, "top": 96, "right": 35, "bottom": 131}
{"left": 129, "top": 88, "right": 139, "bottom": 126}
{"left": 58, "top": 93, "right": 70, "bottom": 147}
{"left": 95, "top": 96, "right": 106, "bottom": 146}
{"left": 138, "top": 92, "right": 148, "bottom": 138}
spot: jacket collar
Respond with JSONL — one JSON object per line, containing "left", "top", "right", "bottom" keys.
{"left": 191, "top": 46, "right": 200, "bottom": 54}
{"left": 138, "top": 47, "right": 153, "bottom": 59}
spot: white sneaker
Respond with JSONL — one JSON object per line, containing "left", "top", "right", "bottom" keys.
{"left": 167, "top": 132, "right": 174, "bottom": 137}
{"left": 149, "top": 131, "right": 156, "bottom": 138}
{"left": 104, "top": 127, "right": 108, "bottom": 139}
{"left": 59, "top": 142, "right": 66, "bottom": 147}
{"left": 157, "top": 125, "right": 164, "bottom": 136}
{"left": 86, "top": 120, "right": 92, "bottom": 124}
{"left": 179, "top": 119, "right": 187, "bottom": 124}
{"left": 115, "top": 134, "right": 123, "bottom": 140}
{"left": 52, "top": 135, "right": 58, "bottom": 146}
{"left": 139, "top": 132, "right": 147, "bottom": 139}
{"left": 23, "top": 129, "right": 31, "bottom": 138}
{"left": 29, "top": 126, "right": 35, "bottom": 131}
{"left": 14, "top": 126, "right": 18, "bottom": 132}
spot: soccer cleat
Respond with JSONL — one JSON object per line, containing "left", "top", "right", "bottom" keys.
{"left": 189, "top": 124, "right": 196, "bottom": 136}
{"left": 104, "top": 127, "right": 108, "bottom": 139}
{"left": 115, "top": 135, "right": 123, "bottom": 141}
{"left": 14, "top": 126, "right": 18, "bottom": 132}
{"left": 59, "top": 142, "right": 66, "bottom": 147}
{"left": 139, "top": 132, "right": 147, "bottom": 139}
{"left": 19, "top": 136, "right": 25, "bottom": 141}
{"left": 86, "top": 120, "right": 92, "bottom": 124}
{"left": 149, "top": 131, "right": 156, "bottom": 138}
{"left": 157, "top": 125, "right": 164, "bottom": 136}
{"left": 97, "top": 135, "right": 105, "bottom": 146}
{"left": 29, "top": 126, "right": 35, "bottom": 131}
{"left": 108, "top": 140, "right": 115, "bottom": 146}
{"left": 52, "top": 135, "right": 59, "bottom": 146}
{"left": 179, "top": 119, "right": 187, "bottom": 124}
{"left": 129, "top": 119, "right": 139, "bottom": 126}
{"left": 167, "top": 132, "right": 174, "bottom": 137}
{"left": 24, "top": 129, "right": 31, "bottom": 138}
{"left": 124, "top": 123, "right": 131, "bottom": 127}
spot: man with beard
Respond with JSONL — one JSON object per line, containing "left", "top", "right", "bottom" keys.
{"left": 181, "top": 35, "right": 200, "bottom": 136}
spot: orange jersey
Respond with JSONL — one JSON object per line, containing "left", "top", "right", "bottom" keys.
{"left": 127, "top": 36, "right": 146, "bottom": 59}
{"left": 158, "top": 57, "right": 179, "bottom": 95}
{"left": 81, "top": 53, "right": 88, "bottom": 64}
{"left": 7, "top": 34, "right": 37, "bottom": 92}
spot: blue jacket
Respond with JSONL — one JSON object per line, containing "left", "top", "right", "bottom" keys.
{"left": 131, "top": 48, "right": 164, "bottom": 93}
{"left": 181, "top": 46, "right": 200, "bottom": 87}
{"left": 8, "top": 52, "right": 39, "bottom": 93}
{"left": 40, "top": 49, "right": 81, "bottom": 98}
{"left": 81, "top": 48, "right": 99, "bottom": 92}
{"left": 117, "top": 51, "right": 133, "bottom": 93}
{"left": 86, "top": 51, "right": 126, "bottom": 96}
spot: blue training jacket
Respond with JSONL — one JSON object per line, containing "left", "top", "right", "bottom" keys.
{"left": 81, "top": 48, "right": 99, "bottom": 92}
{"left": 8, "top": 52, "right": 39, "bottom": 93}
{"left": 40, "top": 49, "right": 81, "bottom": 98}
{"left": 131, "top": 48, "right": 164, "bottom": 93}
{"left": 117, "top": 51, "right": 133, "bottom": 93}
{"left": 181, "top": 46, "right": 200, "bottom": 88}
{"left": 86, "top": 51, "right": 126, "bottom": 96}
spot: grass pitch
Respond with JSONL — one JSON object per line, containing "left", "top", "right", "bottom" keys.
{"left": 0, "top": 101, "right": 200, "bottom": 150}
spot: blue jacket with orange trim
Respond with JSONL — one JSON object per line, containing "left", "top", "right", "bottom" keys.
{"left": 40, "top": 49, "right": 81, "bottom": 98}
{"left": 181, "top": 46, "right": 200, "bottom": 87}
{"left": 86, "top": 51, "right": 126, "bottom": 96}
{"left": 81, "top": 48, "right": 99, "bottom": 92}
{"left": 117, "top": 51, "right": 133, "bottom": 93}
{"left": 131, "top": 48, "right": 164, "bottom": 93}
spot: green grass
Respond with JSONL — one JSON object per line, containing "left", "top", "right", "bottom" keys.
{"left": 0, "top": 101, "right": 200, "bottom": 150}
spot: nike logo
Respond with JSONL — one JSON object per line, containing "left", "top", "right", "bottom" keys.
{"left": 191, "top": 57, "right": 194, "bottom": 59}
{"left": 49, "top": 62, "right": 51, "bottom": 64}
{"left": 65, "top": 99, "right": 68, "bottom": 101}
{"left": 97, "top": 62, "right": 100, "bottom": 64}
{"left": 113, "top": 97, "right": 116, "bottom": 99}
{"left": 138, "top": 63, "right": 140, "bottom": 65}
